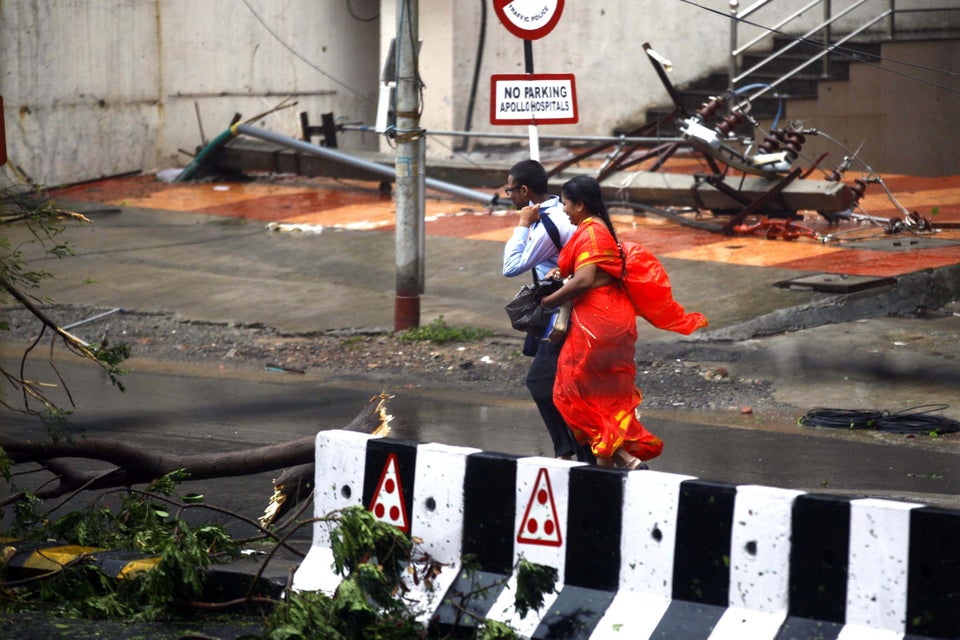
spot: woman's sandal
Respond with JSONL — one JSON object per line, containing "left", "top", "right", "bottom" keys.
{"left": 613, "top": 449, "right": 648, "bottom": 471}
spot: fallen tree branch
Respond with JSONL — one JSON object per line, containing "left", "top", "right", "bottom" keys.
{"left": 260, "top": 393, "right": 393, "bottom": 527}
{"left": 1, "top": 393, "right": 392, "bottom": 502}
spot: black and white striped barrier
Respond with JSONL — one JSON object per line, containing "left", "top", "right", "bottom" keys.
{"left": 293, "top": 430, "right": 960, "bottom": 639}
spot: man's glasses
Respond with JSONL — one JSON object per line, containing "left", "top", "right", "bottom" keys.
{"left": 504, "top": 185, "right": 522, "bottom": 194}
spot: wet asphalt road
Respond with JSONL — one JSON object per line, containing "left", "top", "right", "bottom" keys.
{"left": 5, "top": 353, "right": 960, "bottom": 526}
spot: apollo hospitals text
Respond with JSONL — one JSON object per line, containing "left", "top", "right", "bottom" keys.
{"left": 498, "top": 99, "right": 572, "bottom": 114}
{"left": 499, "top": 83, "right": 571, "bottom": 115}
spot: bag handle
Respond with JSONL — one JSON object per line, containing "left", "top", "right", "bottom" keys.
{"left": 540, "top": 211, "right": 562, "bottom": 251}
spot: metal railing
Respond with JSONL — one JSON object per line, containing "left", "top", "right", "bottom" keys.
{"left": 728, "top": 0, "right": 960, "bottom": 101}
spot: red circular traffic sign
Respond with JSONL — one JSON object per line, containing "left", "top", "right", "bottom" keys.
{"left": 493, "top": 0, "right": 564, "bottom": 41}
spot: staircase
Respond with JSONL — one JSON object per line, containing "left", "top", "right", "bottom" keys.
{"left": 643, "top": 0, "right": 960, "bottom": 133}
{"left": 645, "top": 36, "right": 882, "bottom": 126}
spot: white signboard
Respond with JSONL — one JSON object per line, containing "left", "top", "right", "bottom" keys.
{"left": 490, "top": 74, "right": 578, "bottom": 126}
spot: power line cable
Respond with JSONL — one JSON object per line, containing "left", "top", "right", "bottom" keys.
{"left": 240, "top": 0, "right": 375, "bottom": 106}
{"left": 799, "top": 405, "right": 960, "bottom": 435}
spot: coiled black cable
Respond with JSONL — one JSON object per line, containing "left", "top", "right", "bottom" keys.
{"left": 799, "top": 405, "right": 960, "bottom": 435}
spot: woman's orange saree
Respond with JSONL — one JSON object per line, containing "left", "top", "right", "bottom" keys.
{"left": 553, "top": 218, "right": 664, "bottom": 461}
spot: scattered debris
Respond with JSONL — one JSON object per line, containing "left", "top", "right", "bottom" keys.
{"left": 264, "top": 363, "right": 305, "bottom": 374}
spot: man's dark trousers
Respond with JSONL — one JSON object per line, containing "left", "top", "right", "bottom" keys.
{"left": 525, "top": 339, "right": 594, "bottom": 463}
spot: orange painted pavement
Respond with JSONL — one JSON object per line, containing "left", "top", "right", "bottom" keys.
{"left": 51, "top": 170, "right": 960, "bottom": 279}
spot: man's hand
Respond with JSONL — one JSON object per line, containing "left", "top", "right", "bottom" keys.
{"left": 517, "top": 203, "right": 541, "bottom": 228}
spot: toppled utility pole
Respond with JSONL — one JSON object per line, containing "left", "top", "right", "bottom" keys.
{"left": 393, "top": 0, "right": 424, "bottom": 331}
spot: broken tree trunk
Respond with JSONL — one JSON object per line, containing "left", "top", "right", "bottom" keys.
{"left": 260, "top": 392, "right": 393, "bottom": 527}
{"left": 0, "top": 393, "right": 392, "bottom": 507}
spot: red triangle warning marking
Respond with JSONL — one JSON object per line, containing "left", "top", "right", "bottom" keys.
{"left": 368, "top": 453, "right": 410, "bottom": 532}
{"left": 516, "top": 467, "right": 563, "bottom": 547}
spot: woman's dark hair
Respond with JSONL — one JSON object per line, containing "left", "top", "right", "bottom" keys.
{"left": 562, "top": 174, "right": 626, "bottom": 276}
{"left": 561, "top": 175, "right": 618, "bottom": 241}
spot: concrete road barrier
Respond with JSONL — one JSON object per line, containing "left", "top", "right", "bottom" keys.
{"left": 294, "top": 430, "right": 960, "bottom": 639}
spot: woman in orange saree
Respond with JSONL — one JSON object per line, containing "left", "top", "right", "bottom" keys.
{"left": 540, "top": 175, "right": 662, "bottom": 468}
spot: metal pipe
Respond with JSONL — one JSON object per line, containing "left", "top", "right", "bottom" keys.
{"left": 746, "top": 12, "right": 890, "bottom": 100}
{"left": 459, "top": 0, "right": 487, "bottom": 150}
{"left": 889, "top": 0, "right": 896, "bottom": 39}
{"left": 63, "top": 307, "right": 124, "bottom": 330}
{"left": 822, "top": 0, "right": 832, "bottom": 78}
{"left": 234, "top": 124, "right": 495, "bottom": 206}
{"left": 737, "top": 0, "right": 777, "bottom": 21}
{"left": 729, "top": 0, "right": 739, "bottom": 90}
{"left": 341, "top": 123, "right": 683, "bottom": 145}
{"left": 417, "top": 114, "right": 426, "bottom": 293}
{"left": 735, "top": 0, "right": 874, "bottom": 86}
{"left": 733, "top": 0, "right": 823, "bottom": 57}
{"left": 175, "top": 127, "right": 236, "bottom": 182}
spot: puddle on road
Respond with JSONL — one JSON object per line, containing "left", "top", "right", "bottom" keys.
{"left": 302, "top": 383, "right": 549, "bottom": 457}
{"left": 382, "top": 392, "right": 548, "bottom": 457}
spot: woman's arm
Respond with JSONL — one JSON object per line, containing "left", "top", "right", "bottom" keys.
{"left": 541, "top": 263, "right": 615, "bottom": 308}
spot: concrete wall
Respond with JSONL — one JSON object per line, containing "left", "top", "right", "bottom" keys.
{"left": 1, "top": 1, "right": 161, "bottom": 184}
{"left": 1, "top": 1, "right": 956, "bottom": 184}
{"left": 0, "top": 0, "right": 380, "bottom": 185}
{"left": 2, "top": 0, "right": 737, "bottom": 183}
{"left": 158, "top": 0, "right": 381, "bottom": 166}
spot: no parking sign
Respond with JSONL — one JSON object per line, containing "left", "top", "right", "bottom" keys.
{"left": 490, "top": 73, "right": 578, "bottom": 125}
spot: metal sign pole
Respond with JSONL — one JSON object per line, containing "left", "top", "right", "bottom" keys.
{"left": 493, "top": 1, "right": 564, "bottom": 159}
{"left": 524, "top": 40, "right": 540, "bottom": 162}
{"left": 394, "top": 0, "right": 423, "bottom": 331}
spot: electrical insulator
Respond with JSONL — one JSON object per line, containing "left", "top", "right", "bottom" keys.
{"left": 694, "top": 96, "right": 725, "bottom": 123}
{"left": 759, "top": 130, "right": 786, "bottom": 154}
{"left": 850, "top": 178, "right": 868, "bottom": 199}
{"left": 782, "top": 131, "right": 806, "bottom": 160}
{"left": 715, "top": 111, "right": 746, "bottom": 137}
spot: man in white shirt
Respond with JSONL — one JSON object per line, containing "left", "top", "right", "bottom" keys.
{"left": 502, "top": 160, "right": 593, "bottom": 462}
